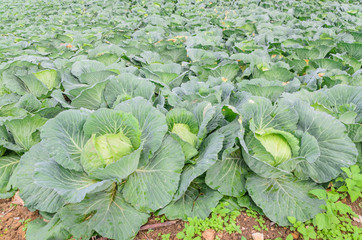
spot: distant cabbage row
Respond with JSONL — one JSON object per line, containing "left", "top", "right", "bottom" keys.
{"left": 0, "top": 0, "right": 361, "bottom": 239}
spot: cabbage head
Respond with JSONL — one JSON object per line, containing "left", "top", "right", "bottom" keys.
{"left": 81, "top": 132, "right": 135, "bottom": 173}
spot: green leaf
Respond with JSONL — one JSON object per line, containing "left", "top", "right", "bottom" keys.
{"left": 287, "top": 216, "right": 296, "bottom": 225}
{"left": 83, "top": 142, "right": 140, "bottom": 181}
{"left": 208, "top": 62, "right": 240, "bottom": 81}
{"left": 174, "top": 132, "right": 224, "bottom": 200}
{"left": 41, "top": 109, "right": 91, "bottom": 171}
{"left": 71, "top": 81, "right": 108, "bottom": 110}
{"left": 299, "top": 132, "right": 320, "bottom": 164}
{"left": 104, "top": 74, "right": 155, "bottom": 107}
{"left": 309, "top": 189, "right": 326, "bottom": 200}
{"left": 311, "top": 59, "right": 344, "bottom": 70}
{"left": 34, "top": 160, "right": 111, "bottom": 203}
{"left": 314, "top": 213, "right": 329, "bottom": 230}
{"left": 17, "top": 74, "right": 49, "bottom": 97}
{"left": 294, "top": 101, "right": 358, "bottom": 183}
{"left": 5, "top": 115, "right": 47, "bottom": 151}
{"left": 15, "top": 143, "right": 65, "bottom": 212}
{"left": 295, "top": 48, "right": 320, "bottom": 60}
{"left": 0, "top": 155, "right": 19, "bottom": 192}
{"left": 286, "top": 234, "right": 294, "bottom": 240}
{"left": 239, "top": 96, "right": 298, "bottom": 133}
{"left": 26, "top": 214, "right": 71, "bottom": 240}
{"left": 246, "top": 174, "right": 325, "bottom": 226}
{"left": 79, "top": 70, "right": 116, "bottom": 85}
{"left": 170, "top": 133, "right": 198, "bottom": 161}
{"left": 176, "top": 231, "right": 185, "bottom": 239}
{"left": 256, "top": 67, "right": 294, "bottom": 82}
{"left": 237, "top": 79, "right": 285, "bottom": 102}
{"left": 59, "top": 190, "right": 149, "bottom": 240}
{"left": 33, "top": 69, "right": 60, "bottom": 90}
{"left": 71, "top": 60, "right": 107, "bottom": 79}
{"left": 123, "top": 135, "right": 185, "bottom": 212}
{"left": 337, "top": 43, "right": 362, "bottom": 60}
{"left": 15, "top": 93, "right": 42, "bottom": 112}
{"left": 160, "top": 182, "right": 222, "bottom": 220}
{"left": 206, "top": 148, "right": 246, "bottom": 197}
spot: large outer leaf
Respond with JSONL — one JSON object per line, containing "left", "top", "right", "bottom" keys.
{"left": 71, "top": 60, "right": 107, "bottom": 78}
{"left": 173, "top": 132, "right": 224, "bottom": 200}
{"left": 71, "top": 81, "right": 108, "bottom": 110}
{"left": 237, "top": 79, "right": 285, "bottom": 102}
{"left": 208, "top": 62, "right": 240, "bottom": 81}
{"left": 34, "top": 161, "right": 111, "bottom": 203}
{"left": 0, "top": 155, "right": 19, "bottom": 193}
{"left": 79, "top": 70, "right": 116, "bottom": 85}
{"left": 346, "top": 124, "right": 362, "bottom": 142}
{"left": 311, "top": 59, "right": 344, "bottom": 70}
{"left": 160, "top": 182, "right": 223, "bottom": 221}
{"left": 323, "top": 85, "right": 362, "bottom": 123}
{"left": 15, "top": 93, "right": 41, "bottom": 112}
{"left": 41, "top": 109, "right": 91, "bottom": 171}
{"left": 26, "top": 214, "right": 71, "bottom": 240}
{"left": 282, "top": 85, "right": 362, "bottom": 142}
{"left": 59, "top": 190, "right": 149, "bottom": 240}
{"left": 17, "top": 74, "right": 49, "bottom": 97}
{"left": 5, "top": 115, "right": 47, "bottom": 151}
{"left": 246, "top": 174, "right": 324, "bottom": 226}
{"left": 114, "top": 97, "right": 168, "bottom": 164}
{"left": 299, "top": 132, "right": 320, "bottom": 164}
{"left": 206, "top": 148, "right": 246, "bottom": 197}
{"left": 256, "top": 67, "right": 294, "bottom": 82}
{"left": 123, "top": 135, "right": 185, "bottom": 212}
{"left": 15, "top": 143, "right": 65, "bottom": 212}
{"left": 337, "top": 43, "right": 362, "bottom": 60}
{"left": 104, "top": 73, "right": 155, "bottom": 107}
{"left": 294, "top": 101, "right": 358, "bottom": 183}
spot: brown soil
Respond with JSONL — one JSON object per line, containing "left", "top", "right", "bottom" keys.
{"left": 134, "top": 212, "right": 298, "bottom": 240}
{"left": 1, "top": 196, "right": 360, "bottom": 240}
{"left": 0, "top": 198, "right": 39, "bottom": 240}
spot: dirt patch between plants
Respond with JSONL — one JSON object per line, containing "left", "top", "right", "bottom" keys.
{"left": 1, "top": 196, "right": 361, "bottom": 240}
{"left": 0, "top": 198, "right": 39, "bottom": 240}
{"left": 134, "top": 212, "right": 298, "bottom": 240}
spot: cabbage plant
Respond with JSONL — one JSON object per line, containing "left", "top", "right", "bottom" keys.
{"left": 14, "top": 97, "right": 185, "bottom": 240}
{"left": 158, "top": 102, "right": 227, "bottom": 220}
{"left": 232, "top": 96, "right": 358, "bottom": 225}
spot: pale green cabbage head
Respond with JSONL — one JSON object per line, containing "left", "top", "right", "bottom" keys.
{"left": 255, "top": 133, "right": 292, "bottom": 166}
{"left": 81, "top": 131, "right": 134, "bottom": 173}
{"left": 248, "top": 128, "right": 300, "bottom": 167}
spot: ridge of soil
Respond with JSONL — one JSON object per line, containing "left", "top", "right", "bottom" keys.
{"left": 1, "top": 197, "right": 361, "bottom": 240}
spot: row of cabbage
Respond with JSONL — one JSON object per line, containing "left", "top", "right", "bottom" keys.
{"left": 0, "top": 0, "right": 361, "bottom": 239}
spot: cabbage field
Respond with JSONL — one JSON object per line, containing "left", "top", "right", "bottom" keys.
{"left": 0, "top": 0, "right": 361, "bottom": 239}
